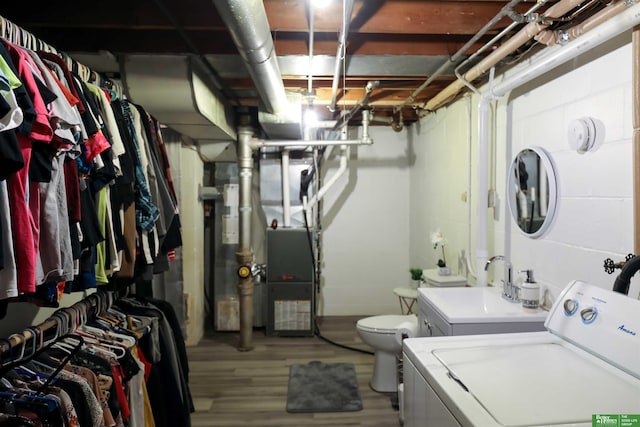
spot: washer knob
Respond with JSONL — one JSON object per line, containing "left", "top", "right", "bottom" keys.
{"left": 563, "top": 299, "right": 579, "bottom": 316}
{"left": 580, "top": 307, "right": 598, "bottom": 324}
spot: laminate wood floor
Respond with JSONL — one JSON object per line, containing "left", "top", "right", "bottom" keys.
{"left": 187, "top": 316, "right": 402, "bottom": 427}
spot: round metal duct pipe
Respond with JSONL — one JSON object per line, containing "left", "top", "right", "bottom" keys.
{"left": 214, "top": 0, "right": 289, "bottom": 115}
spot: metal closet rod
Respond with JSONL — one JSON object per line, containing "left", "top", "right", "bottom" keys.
{"left": 0, "top": 290, "right": 114, "bottom": 358}
{"left": 0, "top": 14, "right": 121, "bottom": 93}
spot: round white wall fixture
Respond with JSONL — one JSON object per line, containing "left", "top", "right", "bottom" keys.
{"left": 567, "top": 117, "right": 605, "bottom": 154}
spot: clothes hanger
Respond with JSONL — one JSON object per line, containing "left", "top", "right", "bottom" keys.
{"left": 1, "top": 17, "right": 6, "bottom": 41}
{"left": 0, "top": 338, "right": 13, "bottom": 369}
{"left": 6, "top": 334, "right": 26, "bottom": 363}
{"left": 33, "top": 334, "right": 84, "bottom": 395}
{"left": 79, "top": 324, "right": 136, "bottom": 348}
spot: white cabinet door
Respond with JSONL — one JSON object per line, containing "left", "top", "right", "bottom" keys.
{"left": 418, "top": 304, "right": 449, "bottom": 337}
{"left": 403, "top": 354, "right": 461, "bottom": 427}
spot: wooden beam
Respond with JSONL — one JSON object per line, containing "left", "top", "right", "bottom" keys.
{"left": 274, "top": 33, "right": 491, "bottom": 55}
{"left": 265, "top": 0, "right": 533, "bottom": 34}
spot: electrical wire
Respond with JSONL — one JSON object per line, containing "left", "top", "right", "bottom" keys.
{"left": 301, "top": 207, "right": 373, "bottom": 356}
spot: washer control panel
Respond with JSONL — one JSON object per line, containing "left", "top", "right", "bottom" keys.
{"left": 546, "top": 280, "right": 639, "bottom": 377}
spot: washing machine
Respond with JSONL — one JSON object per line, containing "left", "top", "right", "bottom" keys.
{"left": 403, "top": 280, "right": 640, "bottom": 426}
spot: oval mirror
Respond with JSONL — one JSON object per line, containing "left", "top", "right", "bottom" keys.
{"left": 507, "top": 147, "right": 558, "bottom": 238}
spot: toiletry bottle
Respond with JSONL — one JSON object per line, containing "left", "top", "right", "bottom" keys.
{"left": 520, "top": 269, "right": 539, "bottom": 310}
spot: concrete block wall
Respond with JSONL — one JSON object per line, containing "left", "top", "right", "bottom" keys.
{"left": 408, "top": 37, "right": 639, "bottom": 304}
{"left": 507, "top": 41, "right": 636, "bottom": 299}
{"left": 320, "top": 126, "right": 411, "bottom": 316}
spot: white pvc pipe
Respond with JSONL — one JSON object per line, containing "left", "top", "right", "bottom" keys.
{"left": 307, "top": 127, "right": 349, "bottom": 212}
{"left": 282, "top": 149, "right": 291, "bottom": 227}
{"left": 308, "top": 146, "right": 348, "bottom": 211}
{"left": 476, "top": 98, "right": 492, "bottom": 286}
{"left": 254, "top": 138, "right": 369, "bottom": 148}
{"left": 475, "top": 1, "right": 640, "bottom": 285}
{"left": 465, "top": 96, "right": 478, "bottom": 280}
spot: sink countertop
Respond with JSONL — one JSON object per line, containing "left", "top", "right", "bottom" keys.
{"left": 417, "top": 286, "right": 549, "bottom": 324}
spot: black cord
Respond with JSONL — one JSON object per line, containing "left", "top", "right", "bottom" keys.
{"left": 302, "top": 207, "right": 317, "bottom": 275}
{"left": 315, "top": 331, "right": 374, "bottom": 355}
{"left": 302, "top": 208, "right": 374, "bottom": 356}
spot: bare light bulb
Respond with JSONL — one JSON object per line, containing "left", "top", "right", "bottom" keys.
{"left": 304, "top": 107, "right": 318, "bottom": 126}
{"left": 312, "top": 0, "right": 332, "bottom": 9}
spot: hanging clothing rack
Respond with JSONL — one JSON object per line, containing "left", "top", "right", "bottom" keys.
{"left": 0, "top": 13, "right": 121, "bottom": 94}
{"left": 0, "top": 290, "right": 194, "bottom": 427}
{"left": 0, "top": 290, "right": 116, "bottom": 360}
{"left": 0, "top": 9, "right": 181, "bottom": 300}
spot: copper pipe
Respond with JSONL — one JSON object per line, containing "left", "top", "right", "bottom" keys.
{"left": 395, "top": 0, "right": 528, "bottom": 114}
{"left": 536, "top": 0, "right": 631, "bottom": 46}
{"left": 426, "top": 0, "right": 587, "bottom": 111}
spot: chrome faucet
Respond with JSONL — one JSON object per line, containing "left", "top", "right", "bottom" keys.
{"left": 484, "top": 255, "right": 519, "bottom": 302}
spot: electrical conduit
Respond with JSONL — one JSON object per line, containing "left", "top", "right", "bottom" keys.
{"left": 329, "top": 0, "right": 355, "bottom": 112}
{"left": 282, "top": 149, "right": 291, "bottom": 227}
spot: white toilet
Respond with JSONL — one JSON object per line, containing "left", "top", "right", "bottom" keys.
{"left": 356, "top": 314, "right": 418, "bottom": 392}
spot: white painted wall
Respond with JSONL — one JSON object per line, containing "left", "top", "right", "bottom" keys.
{"left": 409, "top": 36, "right": 639, "bottom": 304}
{"left": 409, "top": 100, "right": 482, "bottom": 278}
{"left": 319, "top": 126, "right": 411, "bottom": 315}
{"left": 506, "top": 39, "right": 637, "bottom": 300}
{"left": 178, "top": 145, "right": 206, "bottom": 345}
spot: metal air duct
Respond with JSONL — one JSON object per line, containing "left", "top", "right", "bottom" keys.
{"left": 214, "top": 0, "right": 289, "bottom": 116}
{"left": 122, "top": 54, "right": 236, "bottom": 161}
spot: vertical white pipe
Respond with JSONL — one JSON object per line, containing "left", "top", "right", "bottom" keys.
{"left": 504, "top": 102, "right": 513, "bottom": 283}
{"left": 465, "top": 96, "right": 478, "bottom": 280}
{"left": 634, "top": 27, "right": 640, "bottom": 254}
{"left": 476, "top": 98, "right": 491, "bottom": 286}
{"left": 282, "top": 149, "right": 291, "bottom": 227}
{"left": 307, "top": 127, "right": 349, "bottom": 211}
{"left": 476, "top": 2, "right": 640, "bottom": 287}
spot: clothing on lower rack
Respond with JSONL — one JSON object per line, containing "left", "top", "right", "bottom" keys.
{"left": 0, "top": 291, "right": 193, "bottom": 427}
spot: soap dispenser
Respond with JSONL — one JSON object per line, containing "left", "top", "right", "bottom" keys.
{"left": 520, "top": 269, "right": 539, "bottom": 310}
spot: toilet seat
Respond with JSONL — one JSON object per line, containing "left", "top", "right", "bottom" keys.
{"left": 357, "top": 314, "right": 416, "bottom": 334}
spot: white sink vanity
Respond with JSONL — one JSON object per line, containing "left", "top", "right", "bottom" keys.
{"left": 417, "top": 285, "right": 548, "bottom": 337}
